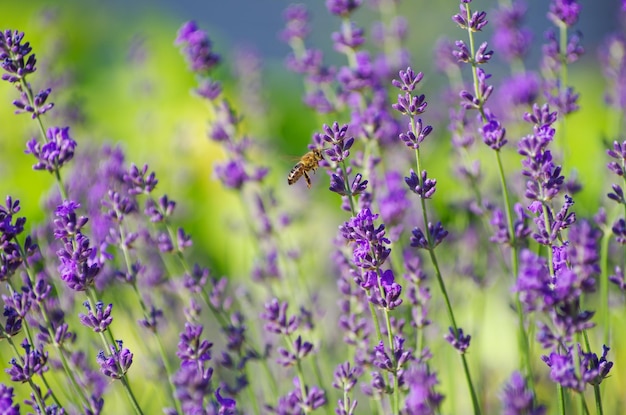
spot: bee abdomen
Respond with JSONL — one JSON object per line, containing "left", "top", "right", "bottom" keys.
{"left": 288, "top": 163, "right": 303, "bottom": 185}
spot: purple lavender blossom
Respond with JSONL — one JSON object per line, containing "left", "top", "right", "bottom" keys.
{"left": 444, "top": 327, "right": 471, "bottom": 353}
{"left": 340, "top": 208, "right": 391, "bottom": 269}
{"left": 123, "top": 163, "right": 158, "bottom": 195}
{"left": 500, "top": 372, "right": 545, "bottom": 415}
{"left": 542, "top": 344, "right": 613, "bottom": 391}
{"left": 6, "top": 340, "right": 48, "bottom": 382}
{"left": 326, "top": 0, "right": 361, "bottom": 17}
{"left": 0, "top": 384, "right": 20, "bottom": 414}
{"left": 491, "top": 1, "right": 532, "bottom": 63}
{"left": 480, "top": 115, "right": 507, "bottom": 151}
{"left": 25, "top": 126, "right": 77, "bottom": 172}
{"left": 1, "top": 305, "right": 22, "bottom": 337}
{"left": 403, "top": 363, "right": 444, "bottom": 415}
{"left": 176, "top": 21, "right": 220, "bottom": 74}
{"left": 276, "top": 335, "right": 314, "bottom": 367}
{"left": 548, "top": 0, "right": 581, "bottom": 27}
{"left": 96, "top": 341, "right": 133, "bottom": 379}
{"left": 261, "top": 298, "right": 299, "bottom": 335}
{"left": 0, "top": 30, "right": 37, "bottom": 82}
{"left": 452, "top": 3, "right": 488, "bottom": 32}
{"left": 177, "top": 322, "right": 213, "bottom": 364}
{"left": 405, "top": 170, "right": 436, "bottom": 198}
{"left": 599, "top": 36, "right": 626, "bottom": 110}
{"left": 609, "top": 266, "right": 625, "bottom": 291}
{"left": 215, "top": 387, "right": 236, "bottom": 414}
{"left": 79, "top": 301, "right": 113, "bottom": 333}
{"left": 280, "top": 4, "right": 310, "bottom": 43}
{"left": 410, "top": 223, "right": 448, "bottom": 250}
{"left": 332, "top": 361, "right": 361, "bottom": 393}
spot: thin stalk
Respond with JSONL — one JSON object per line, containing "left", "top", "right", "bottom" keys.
{"left": 557, "top": 384, "right": 566, "bottom": 415}
{"left": 494, "top": 152, "right": 533, "bottom": 387}
{"left": 412, "top": 147, "right": 480, "bottom": 415}
{"left": 599, "top": 227, "right": 611, "bottom": 347}
{"left": 593, "top": 383, "right": 604, "bottom": 415}
{"left": 11, "top": 243, "right": 88, "bottom": 410}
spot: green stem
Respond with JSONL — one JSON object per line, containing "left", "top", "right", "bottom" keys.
{"left": 593, "top": 383, "right": 604, "bottom": 415}
{"left": 412, "top": 149, "right": 480, "bottom": 414}
{"left": 494, "top": 152, "right": 533, "bottom": 387}
{"left": 599, "top": 228, "right": 611, "bottom": 347}
{"left": 557, "top": 384, "right": 566, "bottom": 415}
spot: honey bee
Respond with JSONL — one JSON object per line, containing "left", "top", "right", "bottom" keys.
{"left": 287, "top": 148, "right": 324, "bottom": 188}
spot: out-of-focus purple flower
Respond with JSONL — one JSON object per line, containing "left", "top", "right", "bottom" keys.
{"left": 326, "top": 0, "right": 361, "bottom": 17}
{"left": 1, "top": 305, "right": 23, "bottom": 337}
{"left": 79, "top": 301, "right": 113, "bottom": 333}
{"left": 608, "top": 185, "right": 625, "bottom": 205}
{"left": 607, "top": 140, "right": 626, "bottom": 178}
{"left": 177, "top": 323, "right": 213, "bottom": 364}
{"left": 491, "top": 1, "right": 532, "bottom": 62}
{"left": 491, "top": 203, "right": 531, "bottom": 246}
{"left": 612, "top": 218, "right": 626, "bottom": 244}
{"left": 176, "top": 21, "right": 220, "bottom": 74}
{"left": 378, "top": 170, "right": 409, "bottom": 235}
{"left": 609, "top": 266, "right": 625, "bottom": 291}
{"left": 0, "top": 383, "right": 20, "bottom": 414}
{"left": 333, "top": 24, "right": 366, "bottom": 54}
{"left": 25, "top": 126, "right": 77, "bottom": 172}
{"left": 277, "top": 335, "right": 314, "bottom": 367}
{"left": 500, "top": 371, "right": 545, "bottom": 415}
{"left": 403, "top": 362, "right": 444, "bottom": 415}
{"left": 281, "top": 4, "right": 310, "bottom": 43}
{"left": 548, "top": 0, "right": 581, "bottom": 27}
{"left": 410, "top": 223, "right": 448, "bottom": 250}
{"left": 96, "top": 341, "right": 133, "bottom": 380}
{"left": 434, "top": 37, "right": 461, "bottom": 74}
{"left": 495, "top": 72, "right": 540, "bottom": 113}
{"left": 138, "top": 304, "right": 164, "bottom": 332}
{"left": 332, "top": 361, "right": 362, "bottom": 392}
{"left": 6, "top": 340, "right": 48, "bottom": 382}
{"left": 144, "top": 195, "right": 176, "bottom": 223}
{"left": 261, "top": 298, "right": 299, "bottom": 335}
{"left": 214, "top": 158, "right": 251, "bottom": 190}
{"left": 599, "top": 36, "right": 626, "bottom": 110}
{"left": 195, "top": 79, "right": 222, "bottom": 101}
{"left": 172, "top": 362, "right": 213, "bottom": 413}
{"left": 123, "top": 163, "right": 158, "bottom": 195}
{"left": 548, "top": 85, "right": 580, "bottom": 116}
{"left": 444, "top": 327, "right": 471, "bottom": 353}
{"left": 216, "top": 387, "right": 236, "bottom": 414}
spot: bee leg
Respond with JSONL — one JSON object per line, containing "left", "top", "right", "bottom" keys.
{"left": 304, "top": 171, "right": 312, "bottom": 188}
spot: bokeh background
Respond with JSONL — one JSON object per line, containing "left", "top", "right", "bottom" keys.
{"left": 1, "top": 0, "right": 625, "bottom": 413}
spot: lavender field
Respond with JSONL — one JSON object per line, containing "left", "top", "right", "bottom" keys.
{"left": 0, "top": 0, "right": 625, "bottom": 414}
